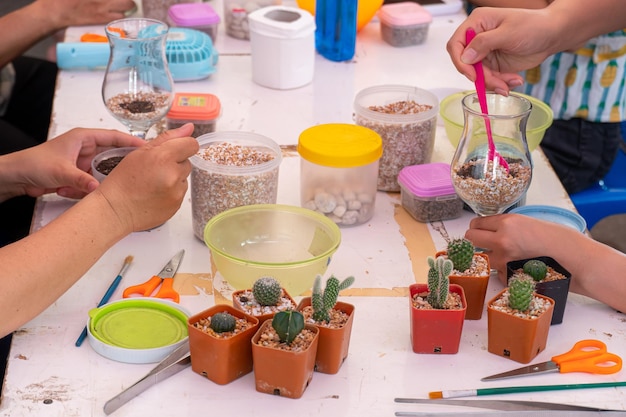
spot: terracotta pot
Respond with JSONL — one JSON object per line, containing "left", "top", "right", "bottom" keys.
{"left": 506, "top": 256, "right": 572, "bottom": 325}
{"left": 296, "top": 297, "right": 355, "bottom": 374}
{"left": 409, "top": 283, "right": 467, "bottom": 354}
{"left": 436, "top": 250, "right": 490, "bottom": 320}
{"left": 232, "top": 288, "right": 298, "bottom": 324}
{"left": 187, "top": 304, "right": 259, "bottom": 385}
{"left": 487, "top": 288, "right": 554, "bottom": 364}
{"left": 251, "top": 320, "right": 319, "bottom": 399}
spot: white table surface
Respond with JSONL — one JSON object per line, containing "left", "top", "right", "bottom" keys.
{"left": 2, "top": 3, "right": 625, "bottom": 416}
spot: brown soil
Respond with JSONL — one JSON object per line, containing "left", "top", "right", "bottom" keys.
{"left": 299, "top": 306, "right": 349, "bottom": 329}
{"left": 191, "top": 315, "right": 256, "bottom": 339}
{"left": 411, "top": 291, "right": 464, "bottom": 310}
{"left": 254, "top": 325, "right": 316, "bottom": 352}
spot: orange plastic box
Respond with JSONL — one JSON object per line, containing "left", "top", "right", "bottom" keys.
{"left": 166, "top": 92, "right": 221, "bottom": 138}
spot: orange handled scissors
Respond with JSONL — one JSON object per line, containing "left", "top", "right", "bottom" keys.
{"left": 122, "top": 250, "right": 184, "bottom": 303}
{"left": 482, "top": 339, "right": 622, "bottom": 381}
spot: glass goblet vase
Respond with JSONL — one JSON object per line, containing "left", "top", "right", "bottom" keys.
{"left": 102, "top": 17, "right": 174, "bottom": 139}
{"left": 451, "top": 92, "right": 533, "bottom": 216}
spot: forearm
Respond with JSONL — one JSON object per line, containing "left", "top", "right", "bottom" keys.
{"left": 468, "top": 0, "right": 548, "bottom": 8}
{"left": 0, "top": 191, "right": 129, "bottom": 337}
{"left": 0, "top": 2, "right": 62, "bottom": 67}
{"left": 548, "top": 0, "right": 626, "bottom": 55}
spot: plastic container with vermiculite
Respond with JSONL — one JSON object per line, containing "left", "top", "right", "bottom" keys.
{"left": 168, "top": 2, "right": 221, "bottom": 43}
{"left": 298, "top": 123, "right": 383, "bottom": 226}
{"left": 398, "top": 162, "right": 463, "bottom": 223}
{"left": 378, "top": 1, "right": 432, "bottom": 47}
{"left": 166, "top": 92, "right": 221, "bottom": 138}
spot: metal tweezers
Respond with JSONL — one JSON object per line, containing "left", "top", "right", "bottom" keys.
{"left": 103, "top": 342, "right": 191, "bottom": 415}
{"left": 394, "top": 398, "right": 625, "bottom": 416}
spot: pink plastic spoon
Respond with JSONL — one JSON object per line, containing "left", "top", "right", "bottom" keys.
{"left": 465, "top": 28, "right": 509, "bottom": 172}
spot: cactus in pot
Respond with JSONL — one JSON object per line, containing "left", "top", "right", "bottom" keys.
{"left": 311, "top": 274, "right": 355, "bottom": 323}
{"left": 209, "top": 311, "right": 237, "bottom": 333}
{"left": 252, "top": 276, "right": 282, "bottom": 306}
{"left": 523, "top": 259, "right": 548, "bottom": 282}
{"left": 446, "top": 237, "right": 474, "bottom": 272}
{"left": 426, "top": 255, "right": 453, "bottom": 309}
{"left": 508, "top": 275, "right": 536, "bottom": 311}
{"left": 272, "top": 310, "right": 305, "bottom": 345}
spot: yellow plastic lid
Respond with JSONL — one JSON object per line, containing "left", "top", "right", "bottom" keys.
{"left": 167, "top": 92, "right": 221, "bottom": 121}
{"left": 298, "top": 124, "right": 383, "bottom": 168}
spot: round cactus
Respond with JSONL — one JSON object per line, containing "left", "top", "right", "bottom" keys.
{"left": 508, "top": 275, "right": 535, "bottom": 311}
{"left": 252, "top": 276, "right": 282, "bottom": 306}
{"left": 523, "top": 259, "right": 548, "bottom": 282}
{"left": 209, "top": 312, "right": 236, "bottom": 333}
{"left": 447, "top": 238, "right": 474, "bottom": 272}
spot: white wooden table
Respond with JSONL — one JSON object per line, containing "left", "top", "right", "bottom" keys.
{"left": 2, "top": 3, "right": 624, "bottom": 416}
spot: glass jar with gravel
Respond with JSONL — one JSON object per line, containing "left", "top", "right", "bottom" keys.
{"left": 354, "top": 85, "right": 439, "bottom": 192}
{"left": 190, "top": 132, "right": 282, "bottom": 241}
{"left": 298, "top": 124, "right": 383, "bottom": 227}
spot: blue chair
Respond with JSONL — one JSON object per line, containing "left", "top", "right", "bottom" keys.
{"left": 570, "top": 126, "right": 626, "bottom": 230}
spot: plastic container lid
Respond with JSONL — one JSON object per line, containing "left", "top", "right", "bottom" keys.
{"left": 168, "top": 2, "right": 221, "bottom": 26}
{"left": 87, "top": 298, "right": 190, "bottom": 364}
{"left": 509, "top": 205, "right": 587, "bottom": 232}
{"left": 167, "top": 92, "right": 221, "bottom": 121}
{"left": 248, "top": 6, "right": 315, "bottom": 39}
{"left": 397, "top": 163, "right": 455, "bottom": 197}
{"left": 379, "top": 2, "right": 433, "bottom": 27}
{"left": 298, "top": 124, "right": 383, "bottom": 168}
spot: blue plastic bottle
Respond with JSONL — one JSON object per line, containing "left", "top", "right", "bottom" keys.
{"left": 315, "top": 0, "right": 358, "bottom": 62}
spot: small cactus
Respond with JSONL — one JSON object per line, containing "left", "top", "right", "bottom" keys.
{"left": 427, "top": 256, "right": 453, "bottom": 309}
{"left": 523, "top": 260, "right": 548, "bottom": 282}
{"left": 508, "top": 275, "right": 535, "bottom": 311}
{"left": 447, "top": 237, "right": 474, "bottom": 272}
{"left": 252, "top": 276, "right": 282, "bottom": 306}
{"left": 311, "top": 274, "right": 355, "bottom": 323}
{"left": 272, "top": 310, "right": 305, "bottom": 344}
{"left": 210, "top": 312, "right": 237, "bottom": 333}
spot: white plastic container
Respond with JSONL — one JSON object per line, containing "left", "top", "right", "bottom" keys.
{"left": 378, "top": 2, "right": 432, "bottom": 47}
{"left": 248, "top": 6, "right": 315, "bottom": 90}
{"left": 298, "top": 124, "right": 383, "bottom": 227}
{"left": 397, "top": 163, "right": 463, "bottom": 222}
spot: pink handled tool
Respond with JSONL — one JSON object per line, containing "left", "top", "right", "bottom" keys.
{"left": 465, "top": 28, "right": 509, "bottom": 173}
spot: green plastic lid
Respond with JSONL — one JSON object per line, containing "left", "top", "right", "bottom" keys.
{"left": 89, "top": 298, "right": 188, "bottom": 349}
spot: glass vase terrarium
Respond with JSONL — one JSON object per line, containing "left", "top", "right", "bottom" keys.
{"left": 451, "top": 92, "right": 533, "bottom": 216}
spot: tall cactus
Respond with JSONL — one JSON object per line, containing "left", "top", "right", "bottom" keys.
{"left": 446, "top": 237, "right": 474, "bottom": 272}
{"left": 311, "top": 274, "right": 355, "bottom": 323}
{"left": 508, "top": 275, "right": 535, "bottom": 311}
{"left": 427, "top": 256, "right": 453, "bottom": 309}
{"left": 272, "top": 310, "right": 304, "bottom": 345}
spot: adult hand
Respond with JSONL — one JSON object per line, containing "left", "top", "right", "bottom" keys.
{"left": 95, "top": 124, "right": 199, "bottom": 233}
{"left": 37, "top": 0, "right": 137, "bottom": 29}
{"left": 0, "top": 127, "right": 145, "bottom": 201}
{"left": 447, "top": 7, "right": 556, "bottom": 95}
{"left": 464, "top": 213, "right": 556, "bottom": 284}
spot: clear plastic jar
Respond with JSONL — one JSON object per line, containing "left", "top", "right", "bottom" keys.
{"left": 354, "top": 84, "right": 439, "bottom": 192}
{"left": 378, "top": 2, "right": 432, "bottom": 47}
{"left": 298, "top": 124, "right": 383, "bottom": 226}
{"left": 190, "top": 132, "right": 282, "bottom": 240}
{"left": 168, "top": 2, "right": 221, "bottom": 44}
{"left": 223, "top": 0, "right": 281, "bottom": 40}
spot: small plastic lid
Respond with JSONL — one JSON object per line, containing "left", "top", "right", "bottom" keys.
{"left": 167, "top": 92, "right": 221, "bottom": 121}
{"left": 509, "top": 205, "right": 587, "bottom": 232}
{"left": 397, "top": 163, "right": 455, "bottom": 197}
{"left": 298, "top": 124, "right": 383, "bottom": 168}
{"left": 168, "top": 3, "right": 221, "bottom": 26}
{"left": 379, "top": 2, "right": 432, "bottom": 27}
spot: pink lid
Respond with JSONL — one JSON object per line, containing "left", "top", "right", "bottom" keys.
{"left": 378, "top": 2, "right": 432, "bottom": 27}
{"left": 397, "top": 163, "right": 455, "bottom": 197}
{"left": 168, "top": 3, "right": 221, "bottom": 26}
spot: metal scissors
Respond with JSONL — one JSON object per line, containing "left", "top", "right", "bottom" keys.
{"left": 122, "top": 250, "right": 184, "bottom": 303}
{"left": 482, "top": 339, "right": 622, "bottom": 381}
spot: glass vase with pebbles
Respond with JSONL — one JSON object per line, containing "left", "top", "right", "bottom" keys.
{"left": 451, "top": 92, "right": 533, "bottom": 216}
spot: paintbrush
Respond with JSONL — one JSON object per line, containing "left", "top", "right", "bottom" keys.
{"left": 428, "top": 381, "right": 626, "bottom": 399}
{"left": 75, "top": 255, "right": 134, "bottom": 347}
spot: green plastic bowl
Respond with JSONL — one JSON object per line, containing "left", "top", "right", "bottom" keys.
{"left": 439, "top": 91, "right": 553, "bottom": 152}
{"left": 204, "top": 204, "right": 341, "bottom": 296}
